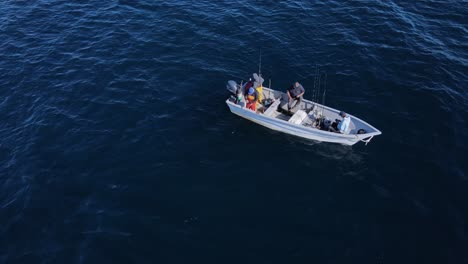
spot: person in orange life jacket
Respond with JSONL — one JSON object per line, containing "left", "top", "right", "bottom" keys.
{"left": 287, "top": 81, "right": 305, "bottom": 111}
{"left": 245, "top": 87, "right": 258, "bottom": 111}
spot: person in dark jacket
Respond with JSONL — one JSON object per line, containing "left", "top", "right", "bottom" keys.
{"left": 287, "top": 81, "right": 305, "bottom": 111}
{"left": 243, "top": 78, "right": 254, "bottom": 95}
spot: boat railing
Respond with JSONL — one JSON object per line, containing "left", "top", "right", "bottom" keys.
{"left": 359, "top": 135, "right": 374, "bottom": 145}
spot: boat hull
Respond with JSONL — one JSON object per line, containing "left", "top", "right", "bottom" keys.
{"left": 227, "top": 100, "right": 362, "bottom": 145}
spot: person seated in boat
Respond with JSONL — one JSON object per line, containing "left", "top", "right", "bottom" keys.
{"left": 243, "top": 78, "right": 254, "bottom": 95}
{"left": 329, "top": 111, "right": 351, "bottom": 134}
{"left": 287, "top": 81, "right": 305, "bottom": 112}
{"left": 245, "top": 87, "right": 258, "bottom": 111}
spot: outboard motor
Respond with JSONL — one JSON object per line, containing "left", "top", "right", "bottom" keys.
{"left": 226, "top": 80, "right": 239, "bottom": 95}
{"left": 226, "top": 80, "right": 244, "bottom": 105}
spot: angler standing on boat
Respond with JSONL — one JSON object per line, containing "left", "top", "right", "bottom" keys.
{"left": 287, "top": 81, "right": 305, "bottom": 112}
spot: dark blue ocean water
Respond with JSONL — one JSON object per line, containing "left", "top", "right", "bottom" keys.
{"left": 1, "top": 0, "right": 467, "bottom": 263}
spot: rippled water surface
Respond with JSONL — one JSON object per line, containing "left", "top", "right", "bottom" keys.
{"left": 1, "top": 0, "right": 467, "bottom": 263}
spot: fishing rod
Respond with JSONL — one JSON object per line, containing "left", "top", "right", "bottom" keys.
{"left": 320, "top": 72, "right": 327, "bottom": 117}
{"left": 258, "top": 50, "right": 262, "bottom": 77}
{"left": 313, "top": 65, "right": 319, "bottom": 104}
{"left": 322, "top": 72, "right": 327, "bottom": 106}
{"left": 311, "top": 67, "right": 315, "bottom": 103}
{"left": 316, "top": 69, "right": 322, "bottom": 127}
{"left": 316, "top": 66, "right": 321, "bottom": 105}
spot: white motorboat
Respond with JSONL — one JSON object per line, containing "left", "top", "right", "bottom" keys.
{"left": 225, "top": 75, "right": 382, "bottom": 146}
